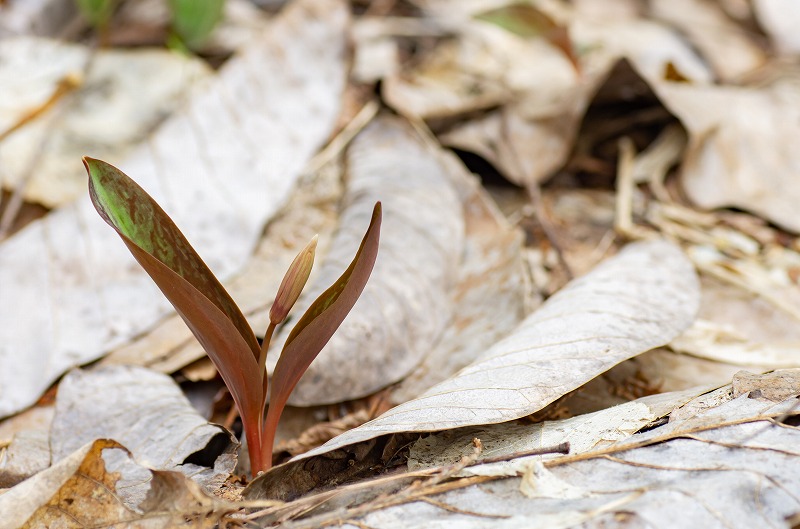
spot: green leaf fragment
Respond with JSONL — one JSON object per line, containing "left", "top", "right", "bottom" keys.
{"left": 85, "top": 156, "right": 267, "bottom": 470}
{"left": 76, "top": 0, "right": 116, "bottom": 28}
{"left": 84, "top": 157, "right": 260, "bottom": 358}
{"left": 475, "top": 3, "right": 556, "bottom": 38}
{"left": 169, "top": 0, "right": 226, "bottom": 51}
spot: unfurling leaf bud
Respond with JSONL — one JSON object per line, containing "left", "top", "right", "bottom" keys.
{"left": 269, "top": 234, "right": 318, "bottom": 324}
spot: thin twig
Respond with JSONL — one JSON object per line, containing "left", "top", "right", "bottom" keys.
{"left": 263, "top": 440, "right": 570, "bottom": 528}
{"left": 302, "top": 100, "right": 379, "bottom": 177}
{"left": 614, "top": 136, "right": 650, "bottom": 241}
{"left": 339, "top": 519, "right": 377, "bottom": 529}
{"left": 468, "top": 441, "right": 570, "bottom": 467}
{"left": 527, "top": 183, "right": 574, "bottom": 280}
{"left": 0, "top": 59, "right": 91, "bottom": 240}
{"left": 0, "top": 74, "right": 81, "bottom": 143}
{"left": 0, "top": 132, "right": 52, "bottom": 240}
{"left": 500, "top": 113, "right": 574, "bottom": 279}
{"left": 417, "top": 497, "right": 511, "bottom": 519}
{"left": 0, "top": 75, "right": 81, "bottom": 237}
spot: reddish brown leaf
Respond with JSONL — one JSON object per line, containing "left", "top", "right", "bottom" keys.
{"left": 84, "top": 157, "right": 266, "bottom": 470}
{"left": 84, "top": 158, "right": 261, "bottom": 359}
{"left": 261, "top": 202, "right": 382, "bottom": 466}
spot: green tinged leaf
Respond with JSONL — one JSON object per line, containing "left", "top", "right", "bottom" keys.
{"left": 76, "top": 0, "right": 116, "bottom": 28}
{"left": 475, "top": 3, "right": 578, "bottom": 70}
{"left": 84, "top": 157, "right": 260, "bottom": 358}
{"left": 475, "top": 3, "right": 556, "bottom": 38}
{"left": 261, "top": 202, "right": 382, "bottom": 466}
{"left": 84, "top": 157, "right": 267, "bottom": 471}
{"left": 169, "top": 0, "right": 226, "bottom": 51}
{"left": 86, "top": 158, "right": 382, "bottom": 473}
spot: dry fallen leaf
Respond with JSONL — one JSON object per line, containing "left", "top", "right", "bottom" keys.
{"left": 0, "top": 36, "right": 211, "bottom": 207}
{"left": 246, "top": 239, "right": 699, "bottom": 498}
{"left": 651, "top": 72, "right": 800, "bottom": 233}
{"left": 49, "top": 366, "right": 237, "bottom": 491}
{"left": 407, "top": 387, "right": 706, "bottom": 475}
{"left": 0, "top": 439, "right": 229, "bottom": 529}
{"left": 753, "top": 0, "right": 800, "bottom": 54}
{"left": 311, "top": 239, "right": 697, "bottom": 444}
{"left": 649, "top": 0, "right": 765, "bottom": 81}
{"left": 0, "top": 430, "right": 50, "bottom": 488}
{"left": 391, "top": 183, "right": 531, "bottom": 403}
{"left": 0, "top": 405, "right": 53, "bottom": 446}
{"left": 276, "top": 371, "right": 800, "bottom": 528}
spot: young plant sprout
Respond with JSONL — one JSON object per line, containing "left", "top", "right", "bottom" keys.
{"left": 84, "top": 157, "right": 381, "bottom": 474}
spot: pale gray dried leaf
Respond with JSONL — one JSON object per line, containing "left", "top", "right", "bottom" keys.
{"left": 50, "top": 366, "right": 236, "bottom": 491}
{"left": 650, "top": 0, "right": 765, "bottom": 80}
{"left": 0, "top": 430, "right": 50, "bottom": 488}
{"left": 0, "top": 439, "right": 227, "bottom": 529}
{"left": 391, "top": 184, "right": 531, "bottom": 403}
{"left": 0, "top": 405, "right": 53, "bottom": 445}
{"left": 335, "top": 378, "right": 800, "bottom": 529}
{"left": 408, "top": 388, "right": 704, "bottom": 475}
{"left": 0, "top": 0, "right": 75, "bottom": 37}
{"left": 653, "top": 72, "right": 800, "bottom": 233}
{"left": 267, "top": 115, "right": 466, "bottom": 405}
{"left": 0, "top": 37, "right": 212, "bottom": 206}
{"left": 0, "top": 0, "right": 349, "bottom": 419}
{"left": 753, "top": 0, "right": 800, "bottom": 54}
{"left": 296, "top": 239, "right": 699, "bottom": 459}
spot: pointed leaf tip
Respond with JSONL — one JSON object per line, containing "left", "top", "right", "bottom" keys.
{"left": 283, "top": 201, "right": 381, "bottom": 348}
{"left": 84, "top": 158, "right": 259, "bottom": 360}
{"left": 269, "top": 234, "right": 319, "bottom": 325}
{"left": 84, "top": 158, "right": 265, "bottom": 469}
{"left": 261, "top": 201, "right": 382, "bottom": 467}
